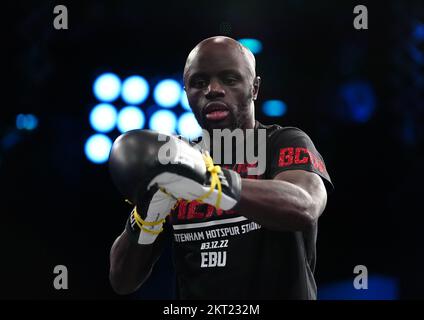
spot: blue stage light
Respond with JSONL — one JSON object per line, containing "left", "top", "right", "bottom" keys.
{"left": 93, "top": 73, "right": 121, "bottom": 102}
{"left": 238, "top": 38, "right": 263, "bottom": 54}
{"left": 16, "top": 114, "right": 25, "bottom": 130}
{"left": 318, "top": 275, "right": 398, "bottom": 300}
{"left": 25, "top": 114, "right": 38, "bottom": 130}
{"left": 121, "top": 75, "right": 149, "bottom": 105}
{"left": 339, "top": 81, "right": 376, "bottom": 123}
{"left": 177, "top": 112, "right": 202, "bottom": 140}
{"left": 16, "top": 114, "right": 38, "bottom": 130}
{"left": 89, "top": 103, "right": 117, "bottom": 133}
{"left": 413, "top": 23, "right": 424, "bottom": 42}
{"left": 262, "top": 100, "right": 287, "bottom": 117}
{"left": 153, "top": 79, "right": 182, "bottom": 108}
{"left": 84, "top": 134, "right": 112, "bottom": 164}
{"left": 149, "top": 110, "right": 177, "bottom": 134}
{"left": 117, "top": 106, "right": 145, "bottom": 133}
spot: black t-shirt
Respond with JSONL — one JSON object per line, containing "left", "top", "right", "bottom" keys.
{"left": 168, "top": 121, "right": 333, "bottom": 300}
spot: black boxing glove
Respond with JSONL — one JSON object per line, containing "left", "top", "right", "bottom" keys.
{"left": 109, "top": 130, "right": 241, "bottom": 221}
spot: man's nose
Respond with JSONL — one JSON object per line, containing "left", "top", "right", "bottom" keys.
{"left": 205, "top": 79, "right": 225, "bottom": 99}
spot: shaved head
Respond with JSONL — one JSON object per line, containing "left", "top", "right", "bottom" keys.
{"left": 183, "top": 36, "right": 261, "bottom": 132}
{"left": 184, "top": 36, "right": 256, "bottom": 82}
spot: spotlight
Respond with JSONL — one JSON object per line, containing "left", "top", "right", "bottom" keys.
{"left": 238, "top": 38, "right": 263, "bottom": 54}
{"left": 117, "top": 106, "right": 145, "bottom": 133}
{"left": 84, "top": 134, "right": 112, "bottom": 164}
{"left": 16, "top": 114, "right": 38, "bottom": 130}
{"left": 153, "top": 79, "right": 182, "bottom": 108}
{"left": 121, "top": 75, "right": 149, "bottom": 105}
{"left": 262, "top": 100, "right": 287, "bottom": 117}
{"left": 93, "top": 73, "right": 121, "bottom": 102}
{"left": 149, "top": 109, "right": 177, "bottom": 134}
{"left": 89, "top": 103, "right": 117, "bottom": 133}
{"left": 177, "top": 112, "right": 202, "bottom": 140}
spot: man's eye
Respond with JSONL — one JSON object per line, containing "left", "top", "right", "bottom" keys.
{"left": 192, "top": 79, "right": 207, "bottom": 88}
{"left": 224, "top": 78, "right": 237, "bottom": 85}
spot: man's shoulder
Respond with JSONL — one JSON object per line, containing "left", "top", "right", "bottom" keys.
{"left": 256, "top": 121, "right": 308, "bottom": 140}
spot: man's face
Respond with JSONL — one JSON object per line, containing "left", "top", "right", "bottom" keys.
{"left": 184, "top": 44, "right": 259, "bottom": 132}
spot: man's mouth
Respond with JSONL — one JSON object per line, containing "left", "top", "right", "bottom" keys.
{"left": 203, "top": 102, "right": 230, "bottom": 121}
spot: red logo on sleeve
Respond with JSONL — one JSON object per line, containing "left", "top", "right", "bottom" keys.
{"left": 294, "top": 147, "right": 309, "bottom": 164}
{"left": 278, "top": 147, "right": 294, "bottom": 166}
{"left": 278, "top": 147, "right": 326, "bottom": 173}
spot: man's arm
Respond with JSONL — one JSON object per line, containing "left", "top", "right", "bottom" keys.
{"left": 235, "top": 170, "right": 327, "bottom": 231}
{"left": 109, "top": 227, "right": 168, "bottom": 295}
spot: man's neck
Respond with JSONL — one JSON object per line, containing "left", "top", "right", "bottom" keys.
{"left": 244, "top": 118, "right": 257, "bottom": 130}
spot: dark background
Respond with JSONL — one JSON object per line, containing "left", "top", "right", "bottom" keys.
{"left": 3, "top": 0, "right": 423, "bottom": 299}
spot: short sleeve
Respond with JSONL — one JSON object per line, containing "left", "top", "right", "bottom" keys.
{"left": 267, "top": 127, "right": 333, "bottom": 192}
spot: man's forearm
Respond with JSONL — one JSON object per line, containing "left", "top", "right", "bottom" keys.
{"left": 235, "top": 178, "right": 316, "bottom": 231}
{"left": 109, "top": 230, "right": 160, "bottom": 295}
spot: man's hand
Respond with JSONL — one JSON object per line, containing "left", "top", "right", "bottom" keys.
{"left": 150, "top": 151, "right": 242, "bottom": 211}
{"left": 126, "top": 186, "right": 177, "bottom": 245}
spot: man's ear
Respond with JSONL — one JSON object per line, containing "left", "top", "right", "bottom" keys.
{"left": 252, "top": 76, "right": 261, "bottom": 101}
